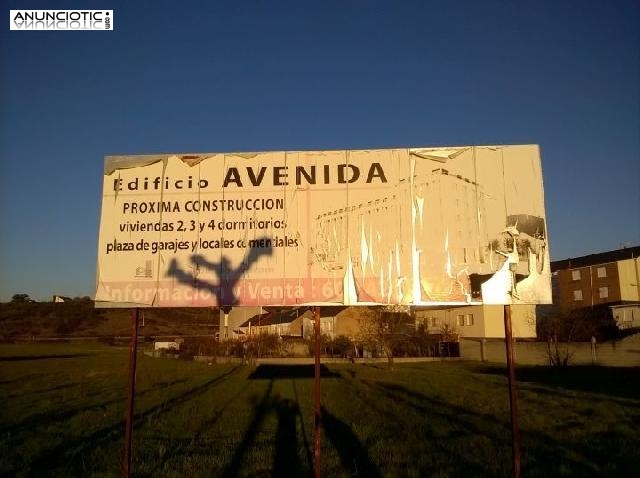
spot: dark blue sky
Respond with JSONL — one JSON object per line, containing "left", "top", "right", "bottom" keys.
{"left": 1, "top": 0, "right": 639, "bottom": 301}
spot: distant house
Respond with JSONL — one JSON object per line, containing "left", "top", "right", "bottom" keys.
{"left": 52, "top": 295, "right": 72, "bottom": 303}
{"left": 414, "top": 304, "right": 537, "bottom": 339}
{"left": 551, "top": 245, "right": 640, "bottom": 329}
{"left": 236, "top": 306, "right": 357, "bottom": 339}
{"left": 218, "top": 306, "right": 265, "bottom": 339}
{"left": 223, "top": 304, "right": 542, "bottom": 341}
{"left": 610, "top": 304, "right": 640, "bottom": 330}
{"left": 239, "top": 308, "right": 309, "bottom": 337}
{"left": 154, "top": 341, "right": 180, "bottom": 351}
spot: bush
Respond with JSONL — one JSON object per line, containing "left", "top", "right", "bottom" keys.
{"left": 250, "top": 334, "right": 282, "bottom": 357}
{"left": 537, "top": 306, "right": 619, "bottom": 367}
{"left": 179, "top": 336, "right": 218, "bottom": 358}
{"left": 305, "top": 333, "right": 331, "bottom": 356}
{"left": 326, "top": 335, "right": 353, "bottom": 357}
{"left": 97, "top": 336, "right": 116, "bottom": 346}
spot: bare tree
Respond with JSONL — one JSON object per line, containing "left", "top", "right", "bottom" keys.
{"left": 357, "top": 305, "right": 412, "bottom": 369}
{"left": 537, "top": 308, "right": 605, "bottom": 367}
{"left": 438, "top": 317, "right": 459, "bottom": 342}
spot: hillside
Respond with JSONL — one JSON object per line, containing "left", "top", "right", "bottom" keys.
{"left": 0, "top": 300, "right": 219, "bottom": 340}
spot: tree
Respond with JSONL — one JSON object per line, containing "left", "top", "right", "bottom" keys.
{"left": 438, "top": 318, "right": 459, "bottom": 342}
{"left": 537, "top": 307, "right": 614, "bottom": 367}
{"left": 306, "top": 333, "right": 331, "bottom": 357}
{"left": 412, "top": 323, "right": 440, "bottom": 357}
{"left": 11, "top": 293, "right": 32, "bottom": 303}
{"left": 327, "top": 335, "right": 354, "bottom": 358}
{"left": 357, "top": 305, "right": 413, "bottom": 369}
{"left": 179, "top": 336, "right": 219, "bottom": 361}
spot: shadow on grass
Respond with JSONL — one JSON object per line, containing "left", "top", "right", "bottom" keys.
{"left": 219, "top": 381, "right": 309, "bottom": 477}
{"left": 369, "top": 380, "right": 604, "bottom": 477}
{"left": 366, "top": 381, "right": 502, "bottom": 476}
{"left": 0, "top": 353, "right": 93, "bottom": 361}
{"left": 140, "top": 379, "right": 256, "bottom": 475}
{"left": 0, "top": 372, "right": 46, "bottom": 386}
{"left": 332, "top": 371, "right": 487, "bottom": 476}
{"left": 274, "top": 399, "right": 304, "bottom": 477}
{"left": 292, "top": 379, "right": 313, "bottom": 469}
{"left": 220, "top": 381, "right": 310, "bottom": 478}
{"left": 1, "top": 384, "right": 118, "bottom": 436}
{"left": 2, "top": 375, "right": 208, "bottom": 437}
{"left": 478, "top": 365, "right": 640, "bottom": 401}
{"left": 221, "top": 381, "right": 274, "bottom": 478}
{"left": 321, "top": 406, "right": 382, "bottom": 478}
{"left": 248, "top": 364, "right": 340, "bottom": 379}
{"left": 23, "top": 365, "right": 313, "bottom": 477}
{"left": 27, "top": 366, "right": 242, "bottom": 476}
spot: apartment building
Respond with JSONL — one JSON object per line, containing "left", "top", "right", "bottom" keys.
{"left": 414, "top": 304, "right": 537, "bottom": 339}
{"left": 551, "top": 246, "right": 640, "bottom": 329}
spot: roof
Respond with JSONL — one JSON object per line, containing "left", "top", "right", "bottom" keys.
{"left": 551, "top": 246, "right": 640, "bottom": 272}
{"left": 238, "top": 305, "right": 348, "bottom": 328}
{"left": 238, "top": 307, "right": 311, "bottom": 328}
{"left": 608, "top": 302, "right": 640, "bottom": 309}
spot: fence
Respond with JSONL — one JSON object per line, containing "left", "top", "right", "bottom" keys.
{"left": 460, "top": 334, "right": 640, "bottom": 367}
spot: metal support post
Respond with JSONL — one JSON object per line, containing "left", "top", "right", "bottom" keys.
{"left": 504, "top": 305, "right": 521, "bottom": 478}
{"left": 314, "top": 306, "right": 321, "bottom": 478}
{"left": 123, "top": 308, "right": 139, "bottom": 478}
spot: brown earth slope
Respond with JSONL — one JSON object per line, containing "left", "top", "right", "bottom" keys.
{"left": 0, "top": 300, "right": 219, "bottom": 340}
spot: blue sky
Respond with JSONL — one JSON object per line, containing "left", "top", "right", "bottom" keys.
{"left": 1, "top": 0, "right": 639, "bottom": 301}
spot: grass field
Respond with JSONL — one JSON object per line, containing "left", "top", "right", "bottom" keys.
{"left": 1, "top": 343, "right": 639, "bottom": 477}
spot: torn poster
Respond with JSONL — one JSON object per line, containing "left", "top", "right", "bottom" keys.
{"left": 95, "top": 145, "right": 551, "bottom": 307}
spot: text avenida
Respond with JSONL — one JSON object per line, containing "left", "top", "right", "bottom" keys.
{"left": 113, "top": 162, "right": 387, "bottom": 191}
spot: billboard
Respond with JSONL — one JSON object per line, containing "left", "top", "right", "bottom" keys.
{"left": 95, "top": 145, "right": 551, "bottom": 307}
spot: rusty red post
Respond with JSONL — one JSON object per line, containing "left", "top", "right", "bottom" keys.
{"left": 123, "top": 308, "right": 139, "bottom": 478}
{"left": 314, "top": 306, "right": 321, "bottom": 478}
{"left": 504, "top": 305, "right": 521, "bottom": 478}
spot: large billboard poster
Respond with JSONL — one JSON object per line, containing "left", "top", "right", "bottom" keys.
{"left": 95, "top": 145, "right": 551, "bottom": 307}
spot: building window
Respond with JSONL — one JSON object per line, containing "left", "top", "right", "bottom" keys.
{"left": 465, "top": 314, "right": 474, "bottom": 326}
{"left": 320, "top": 319, "right": 334, "bottom": 334}
{"left": 457, "top": 315, "right": 465, "bottom": 326}
{"left": 571, "top": 270, "right": 581, "bottom": 281}
{"left": 596, "top": 267, "right": 607, "bottom": 278}
{"left": 423, "top": 317, "right": 439, "bottom": 328}
{"left": 598, "top": 287, "right": 609, "bottom": 299}
{"left": 573, "top": 290, "right": 583, "bottom": 301}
